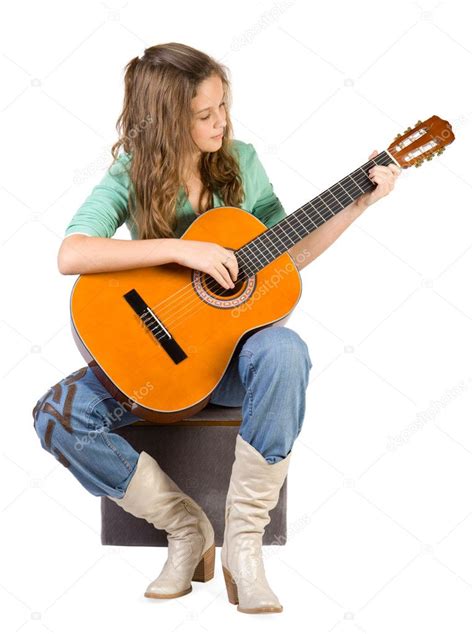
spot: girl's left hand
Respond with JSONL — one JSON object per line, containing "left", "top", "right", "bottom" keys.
{"left": 355, "top": 149, "right": 402, "bottom": 210}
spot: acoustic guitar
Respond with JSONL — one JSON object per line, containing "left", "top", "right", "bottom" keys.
{"left": 70, "top": 115, "right": 455, "bottom": 423}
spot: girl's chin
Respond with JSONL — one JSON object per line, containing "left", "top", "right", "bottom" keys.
{"left": 199, "top": 137, "right": 224, "bottom": 152}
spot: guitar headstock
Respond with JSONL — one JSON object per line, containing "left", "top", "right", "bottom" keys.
{"left": 387, "top": 115, "right": 455, "bottom": 168}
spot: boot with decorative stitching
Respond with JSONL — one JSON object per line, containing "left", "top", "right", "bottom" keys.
{"left": 221, "top": 433, "right": 291, "bottom": 613}
{"left": 107, "top": 450, "right": 215, "bottom": 599}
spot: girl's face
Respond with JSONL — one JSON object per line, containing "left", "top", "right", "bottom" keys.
{"left": 190, "top": 74, "right": 227, "bottom": 155}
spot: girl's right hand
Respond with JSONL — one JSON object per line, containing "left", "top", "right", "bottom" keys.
{"left": 173, "top": 240, "right": 239, "bottom": 290}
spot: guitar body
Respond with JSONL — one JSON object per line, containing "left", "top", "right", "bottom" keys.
{"left": 70, "top": 206, "right": 302, "bottom": 423}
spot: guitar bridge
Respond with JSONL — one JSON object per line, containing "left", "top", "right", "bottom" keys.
{"left": 123, "top": 288, "right": 187, "bottom": 364}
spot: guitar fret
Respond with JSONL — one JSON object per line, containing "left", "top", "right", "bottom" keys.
{"left": 311, "top": 198, "right": 332, "bottom": 222}
{"left": 331, "top": 181, "right": 354, "bottom": 207}
{"left": 318, "top": 191, "right": 337, "bottom": 215}
{"left": 344, "top": 175, "right": 364, "bottom": 193}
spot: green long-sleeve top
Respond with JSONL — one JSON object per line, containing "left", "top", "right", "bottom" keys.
{"left": 64, "top": 139, "right": 287, "bottom": 239}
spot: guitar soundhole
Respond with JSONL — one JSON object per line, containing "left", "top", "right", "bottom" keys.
{"left": 192, "top": 267, "right": 256, "bottom": 308}
{"left": 202, "top": 273, "right": 245, "bottom": 297}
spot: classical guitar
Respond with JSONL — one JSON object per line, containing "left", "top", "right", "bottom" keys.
{"left": 70, "top": 115, "right": 455, "bottom": 423}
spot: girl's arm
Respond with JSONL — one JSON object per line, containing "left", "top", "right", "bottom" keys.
{"left": 58, "top": 234, "right": 179, "bottom": 275}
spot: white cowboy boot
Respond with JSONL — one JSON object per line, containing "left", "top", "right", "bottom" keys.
{"left": 107, "top": 450, "right": 215, "bottom": 599}
{"left": 221, "top": 433, "right": 291, "bottom": 613}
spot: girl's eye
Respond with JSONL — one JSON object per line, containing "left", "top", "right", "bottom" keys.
{"left": 200, "top": 103, "right": 225, "bottom": 120}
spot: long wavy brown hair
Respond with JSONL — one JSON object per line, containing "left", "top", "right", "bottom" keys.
{"left": 110, "top": 42, "right": 244, "bottom": 240}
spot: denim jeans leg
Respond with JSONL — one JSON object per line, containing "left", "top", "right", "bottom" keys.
{"left": 32, "top": 366, "right": 143, "bottom": 498}
{"left": 209, "top": 341, "right": 247, "bottom": 407}
{"left": 210, "top": 326, "right": 313, "bottom": 464}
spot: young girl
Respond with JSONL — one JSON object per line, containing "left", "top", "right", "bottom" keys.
{"left": 32, "top": 42, "right": 399, "bottom": 615}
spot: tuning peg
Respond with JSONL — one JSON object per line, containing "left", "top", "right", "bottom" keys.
{"left": 415, "top": 120, "right": 422, "bottom": 126}
{"left": 436, "top": 147, "right": 445, "bottom": 155}
{"left": 426, "top": 155, "right": 433, "bottom": 161}
{"left": 394, "top": 133, "right": 402, "bottom": 140}
{"left": 404, "top": 127, "right": 412, "bottom": 133}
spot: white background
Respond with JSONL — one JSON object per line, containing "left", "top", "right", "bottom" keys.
{"left": 1, "top": 0, "right": 472, "bottom": 632}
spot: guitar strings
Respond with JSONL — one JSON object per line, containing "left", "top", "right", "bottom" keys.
{"left": 136, "top": 154, "right": 394, "bottom": 338}
{"left": 145, "top": 153, "right": 394, "bottom": 337}
{"left": 148, "top": 153, "right": 393, "bottom": 323}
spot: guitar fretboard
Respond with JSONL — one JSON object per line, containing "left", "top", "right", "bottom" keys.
{"left": 236, "top": 150, "right": 397, "bottom": 274}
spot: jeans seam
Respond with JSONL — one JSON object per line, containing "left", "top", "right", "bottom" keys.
{"left": 245, "top": 360, "right": 255, "bottom": 417}
{"left": 85, "top": 395, "right": 114, "bottom": 429}
{"left": 239, "top": 348, "right": 254, "bottom": 417}
{"left": 98, "top": 430, "right": 134, "bottom": 473}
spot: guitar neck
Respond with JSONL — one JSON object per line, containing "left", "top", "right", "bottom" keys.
{"left": 236, "top": 150, "right": 399, "bottom": 274}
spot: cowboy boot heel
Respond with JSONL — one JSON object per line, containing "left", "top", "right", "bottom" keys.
{"left": 222, "top": 565, "right": 239, "bottom": 605}
{"left": 192, "top": 542, "right": 215, "bottom": 582}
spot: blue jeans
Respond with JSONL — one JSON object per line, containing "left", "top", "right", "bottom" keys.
{"left": 32, "top": 325, "right": 312, "bottom": 499}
